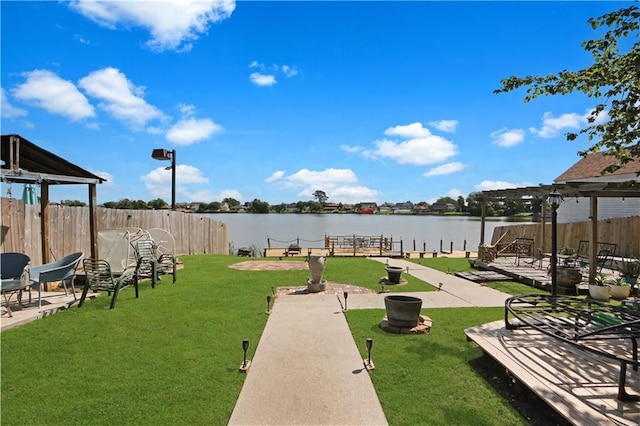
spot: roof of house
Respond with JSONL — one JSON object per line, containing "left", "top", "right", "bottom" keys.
{"left": 555, "top": 152, "right": 640, "bottom": 183}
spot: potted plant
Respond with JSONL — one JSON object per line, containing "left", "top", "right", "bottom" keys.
{"left": 618, "top": 256, "right": 640, "bottom": 286}
{"left": 559, "top": 247, "right": 576, "bottom": 256}
{"left": 608, "top": 276, "right": 632, "bottom": 300}
{"left": 588, "top": 274, "right": 610, "bottom": 301}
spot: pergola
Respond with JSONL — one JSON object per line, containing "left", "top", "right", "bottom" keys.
{"left": 1, "top": 134, "right": 105, "bottom": 262}
{"left": 479, "top": 179, "right": 640, "bottom": 283}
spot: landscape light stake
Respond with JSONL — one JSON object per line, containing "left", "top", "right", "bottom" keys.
{"left": 239, "top": 339, "right": 251, "bottom": 372}
{"left": 266, "top": 295, "right": 272, "bottom": 314}
{"left": 364, "top": 338, "right": 375, "bottom": 370}
{"left": 343, "top": 291, "right": 348, "bottom": 311}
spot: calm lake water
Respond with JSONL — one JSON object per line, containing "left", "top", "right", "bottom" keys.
{"left": 207, "top": 213, "right": 533, "bottom": 252}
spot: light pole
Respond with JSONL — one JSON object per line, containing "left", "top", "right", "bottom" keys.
{"left": 151, "top": 148, "right": 176, "bottom": 210}
{"left": 547, "top": 189, "right": 563, "bottom": 297}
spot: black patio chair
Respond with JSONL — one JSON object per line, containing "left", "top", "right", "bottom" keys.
{"left": 79, "top": 259, "right": 138, "bottom": 309}
{"left": 1, "top": 253, "right": 31, "bottom": 316}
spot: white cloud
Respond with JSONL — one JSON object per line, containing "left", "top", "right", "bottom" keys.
{"left": 216, "top": 189, "right": 243, "bottom": 201}
{"left": 428, "top": 119, "right": 458, "bottom": 133}
{"left": 284, "top": 168, "right": 358, "bottom": 188}
{"left": 361, "top": 122, "right": 458, "bottom": 165}
{"left": 183, "top": 188, "right": 242, "bottom": 202}
{"left": 267, "top": 168, "right": 377, "bottom": 204}
{"left": 250, "top": 72, "right": 277, "bottom": 87}
{"left": 1, "top": 88, "right": 28, "bottom": 119}
{"left": 321, "top": 186, "right": 378, "bottom": 204}
{"left": 248, "top": 62, "right": 299, "bottom": 86}
{"left": 265, "top": 171, "right": 285, "bottom": 183}
{"left": 12, "top": 70, "right": 95, "bottom": 121}
{"left": 68, "top": 0, "right": 235, "bottom": 52}
{"left": 166, "top": 117, "right": 223, "bottom": 145}
{"left": 474, "top": 180, "right": 533, "bottom": 191}
{"left": 177, "top": 103, "right": 196, "bottom": 116}
{"left": 423, "top": 162, "right": 465, "bottom": 177}
{"left": 491, "top": 128, "right": 525, "bottom": 147}
{"left": 142, "top": 164, "right": 209, "bottom": 199}
{"left": 529, "top": 108, "right": 608, "bottom": 139}
{"left": 79, "top": 67, "right": 163, "bottom": 129}
{"left": 384, "top": 122, "right": 431, "bottom": 139}
{"left": 448, "top": 189, "right": 463, "bottom": 198}
{"left": 340, "top": 145, "right": 363, "bottom": 154}
{"left": 281, "top": 65, "right": 298, "bottom": 78}
{"left": 529, "top": 112, "right": 582, "bottom": 138}
{"left": 89, "top": 170, "right": 115, "bottom": 186}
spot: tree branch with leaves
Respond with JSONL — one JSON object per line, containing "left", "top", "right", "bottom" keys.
{"left": 495, "top": 5, "right": 639, "bottom": 172}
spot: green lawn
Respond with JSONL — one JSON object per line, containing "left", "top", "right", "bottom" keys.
{"left": 347, "top": 308, "right": 527, "bottom": 425}
{"left": 2, "top": 255, "right": 525, "bottom": 425}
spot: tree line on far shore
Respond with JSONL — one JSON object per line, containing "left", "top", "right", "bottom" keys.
{"left": 58, "top": 192, "right": 542, "bottom": 217}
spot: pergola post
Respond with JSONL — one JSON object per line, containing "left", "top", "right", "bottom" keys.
{"left": 40, "top": 182, "right": 50, "bottom": 264}
{"left": 89, "top": 184, "right": 98, "bottom": 260}
{"left": 589, "top": 196, "right": 598, "bottom": 283}
{"left": 480, "top": 198, "right": 486, "bottom": 246}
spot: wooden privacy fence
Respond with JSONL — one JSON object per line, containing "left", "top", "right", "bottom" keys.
{"left": 490, "top": 215, "right": 640, "bottom": 258}
{"left": 0, "top": 198, "right": 228, "bottom": 265}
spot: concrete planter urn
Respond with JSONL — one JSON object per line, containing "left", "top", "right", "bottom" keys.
{"left": 609, "top": 284, "right": 631, "bottom": 300}
{"left": 384, "top": 295, "right": 423, "bottom": 328}
{"left": 556, "top": 266, "right": 582, "bottom": 289}
{"left": 306, "top": 254, "right": 326, "bottom": 293}
{"left": 385, "top": 266, "right": 404, "bottom": 285}
{"left": 588, "top": 284, "right": 610, "bottom": 301}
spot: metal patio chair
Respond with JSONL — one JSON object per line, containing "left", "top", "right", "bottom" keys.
{"left": 147, "top": 228, "right": 177, "bottom": 283}
{"left": 28, "top": 252, "right": 83, "bottom": 309}
{"left": 134, "top": 239, "right": 160, "bottom": 288}
{"left": 79, "top": 259, "right": 138, "bottom": 309}
{"left": 1, "top": 253, "right": 31, "bottom": 317}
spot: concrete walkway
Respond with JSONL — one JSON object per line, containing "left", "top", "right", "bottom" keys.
{"left": 229, "top": 257, "right": 510, "bottom": 425}
{"left": 228, "top": 293, "right": 388, "bottom": 425}
{"left": 347, "top": 258, "right": 510, "bottom": 309}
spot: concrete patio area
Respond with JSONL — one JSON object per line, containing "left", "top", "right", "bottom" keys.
{"left": 1, "top": 290, "right": 91, "bottom": 332}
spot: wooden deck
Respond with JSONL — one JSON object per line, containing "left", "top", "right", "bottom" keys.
{"left": 466, "top": 320, "right": 639, "bottom": 425}
{"left": 470, "top": 255, "right": 623, "bottom": 295}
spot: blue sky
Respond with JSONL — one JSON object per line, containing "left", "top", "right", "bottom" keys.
{"left": 0, "top": 1, "right": 627, "bottom": 205}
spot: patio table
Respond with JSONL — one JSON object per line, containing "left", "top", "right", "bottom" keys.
{"left": 1, "top": 279, "right": 28, "bottom": 317}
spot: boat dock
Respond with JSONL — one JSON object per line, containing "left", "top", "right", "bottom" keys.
{"left": 263, "top": 234, "right": 474, "bottom": 259}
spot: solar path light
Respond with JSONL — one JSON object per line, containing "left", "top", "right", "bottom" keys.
{"left": 364, "top": 338, "right": 375, "bottom": 370}
{"left": 239, "top": 339, "right": 251, "bottom": 372}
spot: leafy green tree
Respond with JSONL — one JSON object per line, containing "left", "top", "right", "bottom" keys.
{"left": 223, "top": 197, "right": 240, "bottom": 208}
{"left": 60, "top": 200, "right": 86, "bottom": 207}
{"left": 466, "top": 193, "right": 482, "bottom": 216}
{"left": 435, "top": 196, "right": 457, "bottom": 206}
{"left": 133, "top": 200, "right": 148, "bottom": 210}
{"left": 116, "top": 198, "right": 134, "bottom": 209}
{"left": 495, "top": 5, "right": 640, "bottom": 170}
{"left": 456, "top": 196, "right": 465, "bottom": 213}
{"left": 274, "top": 203, "right": 288, "bottom": 213}
{"left": 308, "top": 201, "right": 322, "bottom": 213}
{"left": 208, "top": 201, "right": 221, "bottom": 211}
{"left": 312, "top": 190, "right": 328, "bottom": 204}
{"left": 148, "top": 198, "right": 167, "bottom": 210}
{"left": 250, "top": 198, "right": 270, "bottom": 213}
{"left": 102, "top": 201, "right": 117, "bottom": 209}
